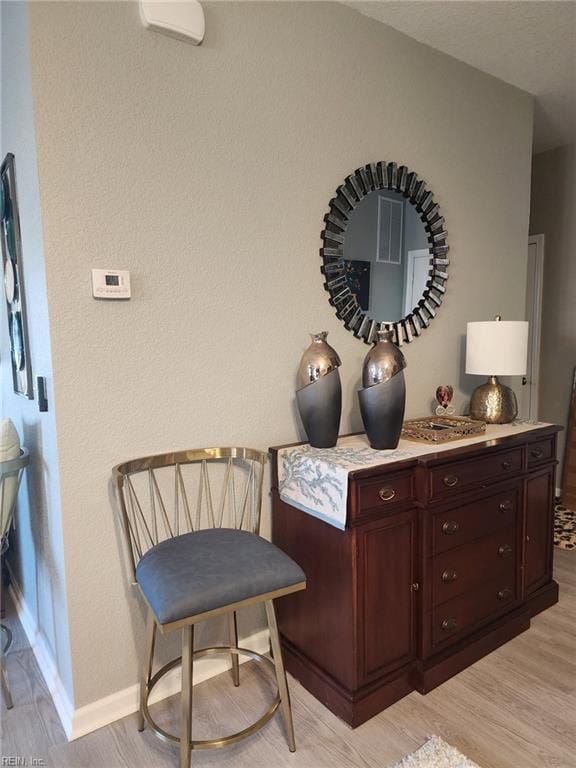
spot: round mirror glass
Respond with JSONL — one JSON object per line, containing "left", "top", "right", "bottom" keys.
{"left": 342, "top": 189, "right": 430, "bottom": 324}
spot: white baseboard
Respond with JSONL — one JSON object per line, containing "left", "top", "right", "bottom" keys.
{"left": 8, "top": 573, "right": 270, "bottom": 742}
{"left": 8, "top": 579, "right": 75, "bottom": 739}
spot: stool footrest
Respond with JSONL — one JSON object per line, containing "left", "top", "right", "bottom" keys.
{"left": 142, "top": 645, "right": 280, "bottom": 750}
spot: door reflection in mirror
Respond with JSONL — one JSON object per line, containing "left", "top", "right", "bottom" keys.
{"left": 343, "top": 189, "right": 430, "bottom": 324}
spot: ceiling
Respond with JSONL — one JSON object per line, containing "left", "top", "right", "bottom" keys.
{"left": 346, "top": 1, "right": 576, "bottom": 154}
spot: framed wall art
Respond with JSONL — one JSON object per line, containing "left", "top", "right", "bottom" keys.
{"left": 344, "top": 260, "right": 371, "bottom": 311}
{"left": 1, "top": 153, "right": 33, "bottom": 398}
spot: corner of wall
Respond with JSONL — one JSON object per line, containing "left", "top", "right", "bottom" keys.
{"left": 1, "top": 0, "right": 74, "bottom": 711}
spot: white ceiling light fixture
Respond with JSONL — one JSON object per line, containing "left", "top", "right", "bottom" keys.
{"left": 140, "top": 0, "right": 205, "bottom": 46}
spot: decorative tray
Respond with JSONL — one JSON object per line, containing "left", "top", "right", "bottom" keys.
{"left": 401, "top": 416, "right": 486, "bottom": 443}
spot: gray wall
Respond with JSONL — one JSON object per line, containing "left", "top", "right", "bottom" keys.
{"left": 530, "top": 143, "right": 576, "bottom": 476}
{"left": 1, "top": 1, "right": 73, "bottom": 703}
{"left": 24, "top": 1, "right": 532, "bottom": 708}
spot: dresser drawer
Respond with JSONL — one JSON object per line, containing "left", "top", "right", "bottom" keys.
{"left": 431, "top": 574, "right": 517, "bottom": 648}
{"left": 527, "top": 436, "right": 554, "bottom": 467}
{"left": 432, "top": 526, "right": 517, "bottom": 606}
{"left": 432, "top": 487, "right": 519, "bottom": 555}
{"left": 355, "top": 471, "right": 414, "bottom": 518}
{"left": 430, "top": 447, "right": 522, "bottom": 500}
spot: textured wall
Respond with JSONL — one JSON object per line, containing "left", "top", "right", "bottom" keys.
{"left": 0, "top": 1, "right": 73, "bottom": 702}
{"left": 27, "top": 1, "right": 533, "bottom": 707}
{"left": 530, "top": 144, "right": 576, "bottom": 474}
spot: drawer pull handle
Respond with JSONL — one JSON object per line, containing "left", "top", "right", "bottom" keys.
{"left": 498, "top": 544, "right": 512, "bottom": 559}
{"left": 411, "top": 582, "right": 420, "bottom": 592}
{"left": 442, "top": 569, "right": 458, "bottom": 582}
{"left": 531, "top": 448, "right": 544, "bottom": 459}
{"left": 497, "top": 587, "right": 512, "bottom": 601}
{"left": 442, "top": 520, "right": 460, "bottom": 535}
{"left": 443, "top": 474, "right": 459, "bottom": 487}
{"left": 499, "top": 500, "right": 513, "bottom": 512}
{"left": 378, "top": 487, "right": 396, "bottom": 502}
{"left": 501, "top": 460, "right": 513, "bottom": 470}
{"left": 441, "top": 617, "right": 458, "bottom": 632}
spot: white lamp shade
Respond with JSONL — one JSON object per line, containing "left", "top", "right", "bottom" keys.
{"left": 466, "top": 321, "right": 529, "bottom": 376}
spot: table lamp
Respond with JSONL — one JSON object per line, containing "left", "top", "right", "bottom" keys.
{"left": 465, "top": 316, "right": 529, "bottom": 423}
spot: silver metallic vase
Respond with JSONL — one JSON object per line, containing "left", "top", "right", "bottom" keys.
{"left": 296, "top": 332, "right": 342, "bottom": 448}
{"left": 358, "top": 329, "right": 407, "bottom": 450}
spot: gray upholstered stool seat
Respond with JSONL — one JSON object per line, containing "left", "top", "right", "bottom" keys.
{"left": 136, "top": 528, "right": 305, "bottom": 625}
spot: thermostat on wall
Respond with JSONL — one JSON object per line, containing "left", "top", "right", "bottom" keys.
{"left": 91, "top": 269, "right": 131, "bottom": 300}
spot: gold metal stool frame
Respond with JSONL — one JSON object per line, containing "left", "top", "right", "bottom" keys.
{"left": 1, "top": 448, "right": 29, "bottom": 710}
{"left": 114, "top": 447, "right": 306, "bottom": 768}
{"left": 141, "top": 644, "right": 279, "bottom": 749}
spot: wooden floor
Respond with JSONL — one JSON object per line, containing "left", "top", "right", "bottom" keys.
{"left": 2, "top": 550, "right": 575, "bottom": 768}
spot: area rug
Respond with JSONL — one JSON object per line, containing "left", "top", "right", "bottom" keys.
{"left": 554, "top": 498, "right": 576, "bottom": 550}
{"left": 390, "top": 736, "right": 481, "bottom": 768}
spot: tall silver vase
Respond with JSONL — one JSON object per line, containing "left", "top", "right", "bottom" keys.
{"left": 358, "top": 329, "right": 406, "bottom": 450}
{"left": 296, "top": 332, "right": 342, "bottom": 448}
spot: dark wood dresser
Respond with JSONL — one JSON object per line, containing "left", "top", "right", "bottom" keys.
{"left": 270, "top": 424, "right": 560, "bottom": 727}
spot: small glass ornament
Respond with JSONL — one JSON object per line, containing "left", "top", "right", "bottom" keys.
{"left": 435, "top": 385, "right": 455, "bottom": 416}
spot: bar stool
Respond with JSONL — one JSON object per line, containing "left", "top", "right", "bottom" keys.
{"left": 113, "top": 447, "right": 305, "bottom": 768}
{"left": 1, "top": 447, "right": 29, "bottom": 709}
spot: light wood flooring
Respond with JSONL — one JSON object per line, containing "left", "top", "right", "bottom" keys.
{"left": 1, "top": 550, "right": 575, "bottom": 768}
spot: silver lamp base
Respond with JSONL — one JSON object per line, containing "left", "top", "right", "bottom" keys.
{"left": 469, "top": 376, "right": 518, "bottom": 424}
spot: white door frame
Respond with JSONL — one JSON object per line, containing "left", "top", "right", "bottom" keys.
{"left": 522, "top": 234, "right": 545, "bottom": 421}
{"left": 404, "top": 249, "right": 430, "bottom": 317}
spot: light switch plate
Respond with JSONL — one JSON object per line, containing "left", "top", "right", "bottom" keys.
{"left": 91, "top": 269, "right": 131, "bottom": 299}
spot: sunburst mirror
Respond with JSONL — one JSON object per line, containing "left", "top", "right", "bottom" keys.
{"left": 320, "top": 162, "right": 449, "bottom": 345}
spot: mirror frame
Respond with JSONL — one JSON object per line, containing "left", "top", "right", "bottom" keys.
{"left": 320, "top": 161, "right": 449, "bottom": 345}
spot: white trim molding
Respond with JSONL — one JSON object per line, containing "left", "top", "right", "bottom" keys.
{"left": 523, "top": 233, "right": 545, "bottom": 421}
{"left": 9, "top": 574, "right": 270, "bottom": 741}
{"left": 8, "top": 578, "right": 75, "bottom": 739}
